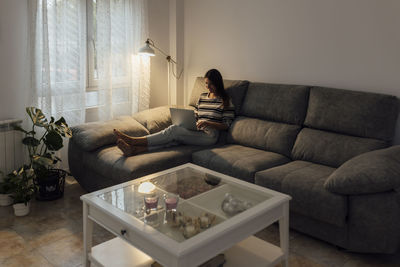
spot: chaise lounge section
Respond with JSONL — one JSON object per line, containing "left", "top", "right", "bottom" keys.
{"left": 69, "top": 78, "right": 400, "bottom": 253}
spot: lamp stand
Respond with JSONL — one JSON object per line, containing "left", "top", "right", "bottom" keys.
{"left": 167, "top": 61, "right": 171, "bottom": 105}
{"left": 139, "top": 39, "right": 182, "bottom": 106}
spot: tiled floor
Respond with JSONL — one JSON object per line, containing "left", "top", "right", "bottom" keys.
{"left": 0, "top": 176, "right": 399, "bottom": 267}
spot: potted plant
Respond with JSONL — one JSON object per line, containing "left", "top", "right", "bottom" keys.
{"left": 8, "top": 166, "right": 36, "bottom": 216}
{"left": 0, "top": 171, "right": 14, "bottom": 206}
{"left": 14, "top": 107, "right": 72, "bottom": 201}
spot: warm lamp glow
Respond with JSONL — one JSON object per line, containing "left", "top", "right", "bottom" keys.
{"left": 138, "top": 182, "right": 155, "bottom": 194}
{"left": 138, "top": 42, "right": 155, "bottom": 56}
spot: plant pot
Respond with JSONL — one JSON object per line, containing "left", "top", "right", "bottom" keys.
{"left": 0, "top": 194, "right": 13, "bottom": 206}
{"left": 35, "top": 169, "right": 67, "bottom": 201}
{"left": 13, "top": 202, "right": 30, "bottom": 216}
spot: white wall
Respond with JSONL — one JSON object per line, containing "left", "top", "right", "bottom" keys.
{"left": 148, "top": 0, "right": 183, "bottom": 107}
{"left": 184, "top": 0, "right": 400, "bottom": 144}
{"left": 148, "top": 0, "right": 170, "bottom": 108}
{"left": 0, "top": 0, "right": 30, "bottom": 122}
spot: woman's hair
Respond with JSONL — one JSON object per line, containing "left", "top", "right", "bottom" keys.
{"left": 204, "top": 69, "right": 230, "bottom": 108}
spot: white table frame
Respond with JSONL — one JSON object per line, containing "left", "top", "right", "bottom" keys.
{"left": 81, "top": 163, "right": 291, "bottom": 267}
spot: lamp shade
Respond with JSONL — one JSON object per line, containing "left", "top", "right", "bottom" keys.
{"left": 138, "top": 43, "right": 155, "bottom": 56}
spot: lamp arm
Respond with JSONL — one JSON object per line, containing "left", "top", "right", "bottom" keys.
{"left": 146, "top": 38, "right": 177, "bottom": 64}
{"left": 146, "top": 38, "right": 183, "bottom": 79}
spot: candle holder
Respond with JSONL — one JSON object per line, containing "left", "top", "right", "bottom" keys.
{"left": 144, "top": 193, "right": 159, "bottom": 215}
{"left": 163, "top": 193, "right": 179, "bottom": 224}
{"left": 164, "top": 193, "right": 179, "bottom": 212}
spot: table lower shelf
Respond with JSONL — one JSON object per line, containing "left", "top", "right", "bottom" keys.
{"left": 89, "top": 236, "right": 284, "bottom": 267}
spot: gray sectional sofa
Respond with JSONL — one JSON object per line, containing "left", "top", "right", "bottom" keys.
{"left": 69, "top": 78, "right": 400, "bottom": 254}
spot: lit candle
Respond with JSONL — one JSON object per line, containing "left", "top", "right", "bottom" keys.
{"left": 138, "top": 182, "right": 155, "bottom": 194}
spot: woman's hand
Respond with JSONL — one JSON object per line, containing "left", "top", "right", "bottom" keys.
{"left": 196, "top": 120, "right": 229, "bottom": 131}
{"left": 196, "top": 120, "right": 211, "bottom": 130}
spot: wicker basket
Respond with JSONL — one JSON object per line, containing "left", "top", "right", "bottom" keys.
{"left": 34, "top": 169, "right": 67, "bottom": 201}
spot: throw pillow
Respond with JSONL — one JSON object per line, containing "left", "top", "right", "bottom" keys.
{"left": 324, "top": 146, "right": 400, "bottom": 195}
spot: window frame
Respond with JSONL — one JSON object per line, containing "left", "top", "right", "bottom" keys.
{"left": 86, "top": 0, "right": 98, "bottom": 90}
{"left": 85, "top": 0, "right": 134, "bottom": 118}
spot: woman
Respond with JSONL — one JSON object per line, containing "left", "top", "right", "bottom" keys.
{"left": 114, "top": 69, "right": 235, "bottom": 156}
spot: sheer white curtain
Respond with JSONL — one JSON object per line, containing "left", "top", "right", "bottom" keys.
{"left": 30, "top": 0, "right": 87, "bottom": 126}
{"left": 30, "top": 0, "right": 150, "bottom": 125}
{"left": 95, "top": 0, "right": 150, "bottom": 121}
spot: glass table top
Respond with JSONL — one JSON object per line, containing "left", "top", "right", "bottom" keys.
{"left": 97, "top": 166, "right": 272, "bottom": 243}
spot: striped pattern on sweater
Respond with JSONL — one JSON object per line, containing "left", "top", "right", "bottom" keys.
{"left": 195, "top": 93, "right": 235, "bottom": 127}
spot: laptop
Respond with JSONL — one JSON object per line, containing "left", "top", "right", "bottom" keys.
{"left": 169, "top": 108, "right": 198, "bottom": 131}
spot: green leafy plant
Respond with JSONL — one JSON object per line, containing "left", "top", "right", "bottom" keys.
{"left": 0, "top": 171, "right": 14, "bottom": 194}
{"left": 8, "top": 166, "right": 36, "bottom": 204}
{"left": 14, "top": 107, "right": 72, "bottom": 179}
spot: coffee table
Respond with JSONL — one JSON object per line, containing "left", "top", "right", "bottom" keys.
{"left": 81, "top": 163, "right": 291, "bottom": 267}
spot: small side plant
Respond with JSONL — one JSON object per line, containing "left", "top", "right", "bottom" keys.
{"left": 8, "top": 166, "right": 36, "bottom": 205}
{"left": 0, "top": 170, "right": 15, "bottom": 206}
{"left": 0, "top": 171, "right": 14, "bottom": 195}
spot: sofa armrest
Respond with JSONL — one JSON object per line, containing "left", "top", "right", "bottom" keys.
{"left": 132, "top": 105, "right": 174, "bottom": 134}
{"left": 324, "top": 146, "right": 400, "bottom": 195}
{"left": 71, "top": 116, "right": 149, "bottom": 151}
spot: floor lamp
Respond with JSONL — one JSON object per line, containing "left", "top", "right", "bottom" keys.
{"left": 138, "top": 38, "right": 183, "bottom": 105}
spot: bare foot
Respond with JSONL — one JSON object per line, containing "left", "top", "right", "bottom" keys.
{"left": 114, "top": 129, "right": 134, "bottom": 144}
{"left": 113, "top": 129, "right": 147, "bottom": 146}
{"left": 117, "top": 139, "right": 147, "bottom": 157}
{"left": 117, "top": 139, "right": 133, "bottom": 156}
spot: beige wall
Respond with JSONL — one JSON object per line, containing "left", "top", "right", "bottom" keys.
{"left": 184, "top": 0, "right": 400, "bottom": 144}
{"left": 148, "top": 0, "right": 170, "bottom": 108}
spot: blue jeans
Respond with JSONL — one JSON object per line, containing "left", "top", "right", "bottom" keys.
{"left": 146, "top": 125, "right": 219, "bottom": 150}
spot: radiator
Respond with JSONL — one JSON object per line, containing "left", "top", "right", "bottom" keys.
{"left": 0, "top": 119, "right": 24, "bottom": 175}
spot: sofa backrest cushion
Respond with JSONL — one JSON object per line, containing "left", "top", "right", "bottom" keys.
{"left": 240, "top": 83, "right": 310, "bottom": 125}
{"left": 305, "top": 86, "right": 400, "bottom": 142}
{"left": 291, "top": 128, "right": 388, "bottom": 167}
{"left": 132, "top": 106, "right": 172, "bottom": 134}
{"left": 189, "top": 77, "right": 249, "bottom": 114}
{"left": 227, "top": 116, "right": 301, "bottom": 157}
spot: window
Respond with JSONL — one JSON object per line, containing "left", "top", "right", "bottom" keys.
{"left": 31, "top": 0, "right": 149, "bottom": 125}
{"left": 85, "top": 0, "right": 142, "bottom": 118}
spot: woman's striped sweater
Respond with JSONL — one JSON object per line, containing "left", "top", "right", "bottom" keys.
{"left": 195, "top": 92, "right": 235, "bottom": 127}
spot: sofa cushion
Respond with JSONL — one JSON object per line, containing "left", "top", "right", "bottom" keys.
{"left": 71, "top": 116, "right": 149, "bottom": 152}
{"left": 189, "top": 77, "right": 205, "bottom": 107}
{"left": 224, "top": 80, "right": 249, "bottom": 114}
{"left": 240, "top": 83, "right": 310, "bottom": 125}
{"left": 189, "top": 77, "right": 249, "bottom": 114}
{"left": 305, "top": 86, "right": 400, "bottom": 142}
{"left": 132, "top": 106, "right": 172, "bottom": 134}
{"left": 227, "top": 116, "right": 301, "bottom": 157}
{"left": 291, "top": 128, "right": 388, "bottom": 168}
{"left": 324, "top": 146, "right": 400, "bottom": 195}
{"left": 192, "top": 144, "right": 290, "bottom": 183}
{"left": 81, "top": 144, "right": 203, "bottom": 185}
{"left": 255, "top": 161, "right": 347, "bottom": 227}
